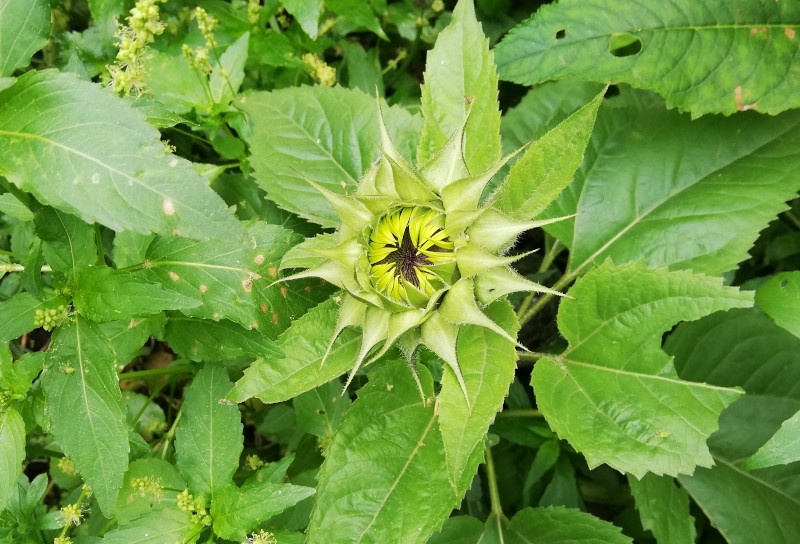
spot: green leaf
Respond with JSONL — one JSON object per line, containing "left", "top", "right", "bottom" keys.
{"left": 628, "top": 474, "right": 696, "bottom": 544}
{"left": 164, "top": 317, "right": 282, "bottom": 362}
{"left": 419, "top": 0, "right": 500, "bottom": 174}
{"left": 140, "top": 223, "right": 327, "bottom": 335}
{"left": 428, "top": 516, "right": 483, "bottom": 544}
{"left": 542, "top": 93, "right": 800, "bottom": 277}
{"left": 41, "top": 317, "right": 129, "bottom": 516}
{"left": 0, "top": 71, "right": 243, "bottom": 241}
{"left": 129, "top": 96, "right": 188, "bottom": 129}
{"left": 0, "top": 351, "right": 43, "bottom": 401}
{"left": 0, "top": 292, "right": 67, "bottom": 342}
{"left": 293, "top": 379, "right": 351, "bottom": 438}
{"left": 210, "top": 32, "right": 249, "bottom": 105}
{"left": 228, "top": 297, "right": 360, "bottom": 403}
{"left": 0, "top": 192, "right": 33, "bottom": 221}
{"left": 210, "top": 481, "right": 315, "bottom": 540}
{"left": 100, "top": 509, "right": 194, "bottom": 544}
{"left": 100, "top": 315, "right": 165, "bottom": 365}
{"left": 439, "top": 300, "right": 517, "bottom": 491}
{"left": 74, "top": 267, "right": 201, "bottom": 323}
{"left": 532, "top": 262, "right": 750, "bottom": 477}
{"left": 743, "top": 408, "right": 800, "bottom": 469}
{"left": 281, "top": 0, "right": 322, "bottom": 38}
{"left": 755, "top": 271, "right": 800, "bottom": 339}
{"left": 327, "top": 0, "right": 385, "bottom": 38}
{"left": 175, "top": 364, "right": 242, "bottom": 500}
{"left": 237, "top": 86, "right": 420, "bottom": 227}
{"left": 115, "top": 458, "right": 187, "bottom": 525}
{"left": 494, "top": 0, "right": 800, "bottom": 117}
{"left": 113, "top": 231, "right": 155, "bottom": 269}
{"left": 502, "top": 507, "right": 633, "bottom": 543}
{"left": 306, "top": 361, "right": 459, "bottom": 544}
{"left": 0, "top": 408, "right": 25, "bottom": 511}
{"left": 492, "top": 90, "right": 603, "bottom": 221}
{"left": 0, "top": 0, "right": 51, "bottom": 77}
{"left": 35, "top": 207, "right": 96, "bottom": 284}
{"left": 665, "top": 307, "right": 800, "bottom": 541}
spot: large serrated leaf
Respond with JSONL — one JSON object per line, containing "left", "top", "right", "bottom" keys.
{"left": 419, "top": 0, "right": 500, "bottom": 174}
{"left": 0, "top": 0, "right": 51, "bottom": 77}
{"left": 100, "top": 509, "right": 195, "bottom": 544}
{"left": 175, "top": 364, "right": 242, "bottom": 500}
{"left": 755, "top": 271, "right": 800, "bottom": 339}
{"left": 139, "top": 223, "right": 327, "bottom": 335}
{"left": 743, "top": 409, "right": 800, "bottom": 469}
{"left": 164, "top": 317, "right": 282, "bottom": 362}
{"left": 532, "top": 262, "right": 751, "bottom": 477}
{"left": 0, "top": 71, "right": 243, "bottom": 241}
{"left": 237, "top": 85, "right": 420, "bottom": 227}
{"left": 307, "top": 362, "right": 458, "bottom": 544}
{"left": 492, "top": 90, "right": 603, "bottom": 221}
{"left": 438, "top": 300, "right": 517, "bottom": 492}
{"left": 628, "top": 474, "right": 696, "bottom": 544}
{"left": 0, "top": 407, "right": 25, "bottom": 511}
{"left": 495, "top": 0, "right": 800, "bottom": 117}
{"left": 542, "top": 93, "right": 800, "bottom": 278}
{"left": 35, "top": 207, "right": 96, "bottom": 284}
{"left": 41, "top": 317, "right": 129, "bottom": 516}
{"left": 666, "top": 307, "right": 800, "bottom": 542}
{"left": 0, "top": 292, "right": 67, "bottom": 342}
{"left": 229, "top": 297, "right": 360, "bottom": 403}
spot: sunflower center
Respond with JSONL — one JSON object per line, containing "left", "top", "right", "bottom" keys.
{"left": 367, "top": 207, "right": 455, "bottom": 303}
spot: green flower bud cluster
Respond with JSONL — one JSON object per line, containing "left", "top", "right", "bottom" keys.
{"left": 58, "top": 503, "right": 84, "bottom": 527}
{"left": 33, "top": 305, "right": 67, "bottom": 331}
{"left": 181, "top": 7, "right": 220, "bottom": 74}
{"left": 247, "top": 0, "right": 262, "bottom": 26}
{"left": 244, "top": 453, "right": 265, "bottom": 471}
{"left": 243, "top": 530, "right": 277, "bottom": 544}
{"left": 177, "top": 489, "right": 211, "bottom": 526}
{"left": 130, "top": 476, "right": 164, "bottom": 499}
{"left": 107, "top": 0, "right": 167, "bottom": 96}
{"left": 58, "top": 457, "right": 77, "bottom": 476}
{"left": 279, "top": 103, "right": 570, "bottom": 407}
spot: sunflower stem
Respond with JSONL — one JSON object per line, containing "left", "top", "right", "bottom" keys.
{"left": 485, "top": 444, "right": 505, "bottom": 519}
{"left": 517, "top": 272, "right": 575, "bottom": 327}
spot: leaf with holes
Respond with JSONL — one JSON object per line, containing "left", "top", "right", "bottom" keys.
{"left": 532, "top": 262, "right": 751, "bottom": 477}
{"left": 495, "top": 0, "right": 800, "bottom": 116}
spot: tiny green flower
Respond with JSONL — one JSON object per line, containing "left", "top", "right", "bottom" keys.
{"left": 279, "top": 101, "right": 571, "bottom": 408}
{"left": 59, "top": 503, "right": 84, "bottom": 527}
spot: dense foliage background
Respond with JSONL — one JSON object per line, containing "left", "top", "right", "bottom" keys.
{"left": 1, "top": 0, "right": 799, "bottom": 543}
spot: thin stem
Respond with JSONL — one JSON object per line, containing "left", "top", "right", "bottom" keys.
{"left": 518, "top": 272, "right": 576, "bottom": 327}
{"left": 119, "top": 364, "right": 194, "bottom": 381}
{"left": 168, "top": 126, "right": 213, "bottom": 146}
{"left": 484, "top": 445, "right": 505, "bottom": 519}
{"left": 0, "top": 249, "right": 29, "bottom": 258}
{"left": 57, "top": 484, "right": 90, "bottom": 539}
{"left": 517, "top": 351, "right": 551, "bottom": 361}
{"left": 94, "top": 224, "right": 105, "bottom": 266}
{"left": 160, "top": 409, "right": 183, "bottom": 460}
{"left": 0, "top": 263, "right": 52, "bottom": 273}
{"left": 785, "top": 209, "right": 800, "bottom": 230}
{"left": 497, "top": 409, "right": 543, "bottom": 418}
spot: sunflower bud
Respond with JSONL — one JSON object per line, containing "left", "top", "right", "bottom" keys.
{"left": 279, "top": 101, "right": 571, "bottom": 408}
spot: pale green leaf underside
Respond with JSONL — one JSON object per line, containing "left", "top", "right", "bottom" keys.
{"left": 41, "top": 317, "right": 129, "bottom": 516}
{"left": 755, "top": 271, "right": 800, "bottom": 339}
{"left": 307, "top": 362, "right": 459, "bottom": 544}
{"left": 0, "top": 71, "right": 242, "bottom": 241}
{"left": 0, "top": 408, "right": 25, "bottom": 511}
{"left": 542, "top": 94, "right": 800, "bottom": 278}
{"left": 0, "top": 0, "right": 51, "bottom": 77}
{"left": 419, "top": 0, "right": 500, "bottom": 174}
{"left": 238, "top": 85, "right": 420, "bottom": 227}
{"left": 532, "top": 262, "right": 751, "bottom": 477}
{"left": 175, "top": 364, "right": 243, "bottom": 500}
{"left": 495, "top": 0, "right": 800, "bottom": 116}
{"left": 628, "top": 474, "right": 696, "bottom": 544}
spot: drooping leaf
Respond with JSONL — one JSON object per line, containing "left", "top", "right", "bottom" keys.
{"left": 175, "top": 364, "right": 242, "bottom": 501}
{"left": 100, "top": 509, "right": 195, "bottom": 544}
{"left": 0, "top": 71, "right": 243, "bottom": 240}
{"left": 228, "top": 297, "right": 360, "bottom": 403}
{"left": 628, "top": 474, "right": 696, "bottom": 544}
{"left": 665, "top": 307, "right": 800, "bottom": 542}
{"left": 164, "top": 317, "right": 282, "bottom": 362}
{"left": 0, "top": 408, "right": 25, "bottom": 511}
{"left": 139, "top": 223, "right": 327, "bottom": 335}
{"left": 419, "top": 0, "right": 500, "bottom": 174}
{"left": 755, "top": 271, "right": 800, "bottom": 339}
{"left": 307, "top": 362, "right": 459, "bottom": 544}
{"left": 494, "top": 0, "right": 800, "bottom": 117}
{"left": 34, "top": 207, "right": 96, "bottom": 284}
{"left": 0, "top": 291, "right": 67, "bottom": 342}
{"left": 0, "top": 0, "right": 51, "bottom": 77}
{"left": 532, "top": 262, "right": 751, "bottom": 477}
{"left": 74, "top": 267, "right": 201, "bottom": 323}
{"left": 210, "top": 481, "right": 315, "bottom": 540}
{"left": 237, "top": 85, "right": 420, "bottom": 227}
{"left": 542, "top": 92, "right": 800, "bottom": 277}
{"left": 492, "top": 89, "right": 603, "bottom": 221}
{"left": 438, "top": 300, "right": 517, "bottom": 492}
{"left": 293, "top": 379, "right": 351, "bottom": 438}
{"left": 41, "top": 317, "right": 129, "bottom": 516}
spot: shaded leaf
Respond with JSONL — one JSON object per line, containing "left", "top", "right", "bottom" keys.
{"left": 293, "top": 379, "right": 351, "bottom": 438}
{"left": 0, "top": 291, "right": 67, "bottom": 342}
{"left": 35, "top": 207, "right": 96, "bottom": 284}
{"left": 41, "top": 317, "right": 129, "bottom": 516}
{"left": 495, "top": 0, "right": 800, "bottom": 116}
{"left": 419, "top": 0, "right": 500, "bottom": 174}
{"left": 0, "top": 71, "right": 242, "bottom": 240}
{"left": 755, "top": 271, "right": 800, "bottom": 339}
{"left": 115, "top": 458, "right": 187, "bottom": 525}
{"left": 532, "top": 262, "right": 750, "bottom": 477}
{"left": 164, "top": 317, "right": 282, "bottom": 362}
{"left": 743, "top": 408, "right": 800, "bottom": 469}
{"left": 502, "top": 507, "right": 632, "bottom": 543}
{"left": 175, "top": 364, "right": 242, "bottom": 500}
{"left": 0, "top": 0, "right": 51, "bottom": 77}
{"left": 0, "top": 408, "right": 25, "bottom": 511}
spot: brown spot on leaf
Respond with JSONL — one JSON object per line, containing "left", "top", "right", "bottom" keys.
{"left": 733, "top": 86, "right": 757, "bottom": 111}
{"left": 304, "top": 286, "right": 311, "bottom": 292}
{"left": 168, "top": 271, "right": 180, "bottom": 281}
{"left": 260, "top": 303, "right": 267, "bottom": 314}
{"left": 272, "top": 313, "right": 279, "bottom": 324}
{"left": 199, "top": 284, "right": 208, "bottom": 294}
{"left": 268, "top": 267, "right": 278, "bottom": 277}
{"left": 280, "top": 285, "right": 288, "bottom": 299}
{"left": 786, "top": 28, "right": 796, "bottom": 40}
{"left": 254, "top": 254, "right": 265, "bottom": 265}
{"left": 242, "top": 278, "right": 253, "bottom": 293}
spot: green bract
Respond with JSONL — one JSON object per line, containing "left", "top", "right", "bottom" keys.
{"left": 279, "top": 105, "right": 571, "bottom": 406}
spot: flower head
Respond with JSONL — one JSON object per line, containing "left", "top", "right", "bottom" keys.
{"left": 279, "top": 101, "right": 570, "bottom": 408}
